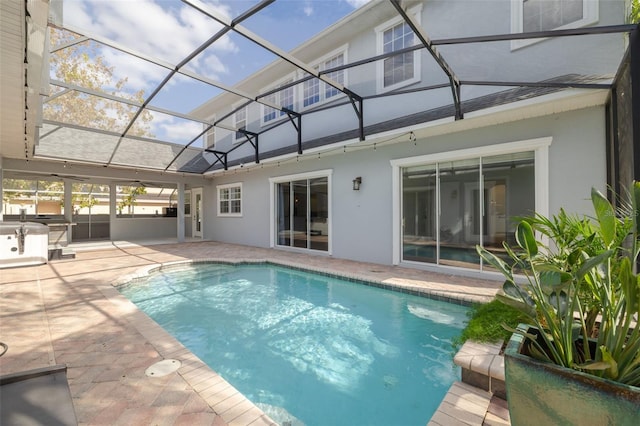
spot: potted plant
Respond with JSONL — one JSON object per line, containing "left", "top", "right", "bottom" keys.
{"left": 477, "top": 187, "right": 640, "bottom": 425}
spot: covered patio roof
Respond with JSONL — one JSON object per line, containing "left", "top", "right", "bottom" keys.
{"left": 1, "top": 0, "right": 638, "bottom": 181}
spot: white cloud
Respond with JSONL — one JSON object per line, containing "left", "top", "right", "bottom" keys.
{"left": 304, "top": 4, "right": 314, "bottom": 17}
{"left": 202, "top": 55, "right": 228, "bottom": 78}
{"left": 101, "top": 49, "right": 168, "bottom": 92}
{"left": 159, "top": 119, "right": 204, "bottom": 143}
{"left": 63, "top": 0, "right": 236, "bottom": 89}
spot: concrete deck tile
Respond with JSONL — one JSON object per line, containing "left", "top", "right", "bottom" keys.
{"left": 483, "top": 411, "right": 511, "bottom": 426}
{"left": 469, "top": 353, "right": 496, "bottom": 376}
{"left": 430, "top": 381, "right": 494, "bottom": 426}
{"left": 174, "top": 412, "right": 225, "bottom": 426}
{"left": 212, "top": 391, "right": 245, "bottom": 415}
{"left": 429, "top": 410, "right": 476, "bottom": 426}
{"left": 489, "top": 356, "right": 505, "bottom": 381}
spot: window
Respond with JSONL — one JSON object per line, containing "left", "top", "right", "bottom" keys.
{"left": 376, "top": 5, "right": 422, "bottom": 93}
{"left": 203, "top": 124, "right": 215, "bottom": 149}
{"left": 184, "top": 190, "right": 191, "bottom": 216}
{"left": 303, "top": 69, "right": 320, "bottom": 107}
{"left": 511, "top": 0, "right": 598, "bottom": 49}
{"left": 262, "top": 79, "right": 295, "bottom": 125}
{"left": 391, "top": 138, "right": 551, "bottom": 271}
{"left": 383, "top": 22, "right": 414, "bottom": 87}
{"left": 302, "top": 49, "right": 346, "bottom": 108}
{"left": 270, "top": 170, "right": 331, "bottom": 252}
{"left": 234, "top": 108, "right": 247, "bottom": 141}
{"left": 523, "top": 0, "right": 583, "bottom": 32}
{"left": 218, "top": 183, "right": 242, "bottom": 216}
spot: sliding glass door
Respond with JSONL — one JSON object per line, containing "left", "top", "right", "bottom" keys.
{"left": 401, "top": 151, "right": 535, "bottom": 270}
{"left": 276, "top": 176, "right": 329, "bottom": 252}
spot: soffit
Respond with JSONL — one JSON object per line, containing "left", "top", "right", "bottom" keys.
{"left": 0, "top": 0, "right": 26, "bottom": 160}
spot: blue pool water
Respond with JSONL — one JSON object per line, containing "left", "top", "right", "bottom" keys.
{"left": 118, "top": 263, "right": 468, "bottom": 426}
{"left": 403, "top": 244, "right": 481, "bottom": 264}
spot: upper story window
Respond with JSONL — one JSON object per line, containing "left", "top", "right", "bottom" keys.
{"left": 383, "top": 22, "right": 414, "bottom": 87}
{"left": 303, "top": 49, "right": 346, "bottom": 108}
{"left": 218, "top": 182, "right": 242, "bottom": 217}
{"left": 262, "top": 79, "right": 295, "bottom": 125}
{"left": 376, "top": 5, "right": 422, "bottom": 93}
{"left": 234, "top": 107, "right": 247, "bottom": 141}
{"left": 203, "top": 123, "right": 215, "bottom": 149}
{"left": 511, "top": 0, "right": 598, "bottom": 49}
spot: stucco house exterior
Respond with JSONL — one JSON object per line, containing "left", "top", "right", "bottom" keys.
{"left": 0, "top": 0, "right": 638, "bottom": 278}
{"left": 189, "top": 0, "right": 634, "bottom": 276}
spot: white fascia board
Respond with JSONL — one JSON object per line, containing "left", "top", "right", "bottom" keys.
{"left": 463, "top": 88, "right": 610, "bottom": 122}
{"left": 404, "top": 88, "right": 610, "bottom": 142}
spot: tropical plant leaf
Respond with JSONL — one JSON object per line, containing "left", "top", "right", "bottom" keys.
{"left": 476, "top": 245, "right": 511, "bottom": 277}
{"left": 633, "top": 181, "right": 640, "bottom": 238}
{"left": 516, "top": 221, "right": 538, "bottom": 257}
{"left": 591, "top": 187, "right": 616, "bottom": 248}
{"left": 527, "top": 340, "right": 552, "bottom": 363}
{"left": 496, "top": 293, "right": 536, "bottom": 319}
{"left": 619, "top": 257, "right": 639, "bottom": 317}
{"left": 538, "top": 269, "right": 572, "bottom": 294}
{"left": 577, "top": 361, "right": 614, "bottom": 371}
{"left": 502, "top": 280, "right": 523, "bottom": 299}
{"left": 571, "top": 322, "right": 582, "bottom": 342}
{"left": 579, "top": 346, "right": 619, "bottom": 379}
{"left": 576, "top": 250, "right": 615, "bottom": 281}
{"left": 549, "top": 291, "right": 569, "bottom": 317}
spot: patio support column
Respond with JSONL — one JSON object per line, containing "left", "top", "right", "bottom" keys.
{"left": 177, "top": 182, "right": 185, "bottom": 243}
{"left": 0, "top": 157, "right": 3, "bottom": 221}
{"left": 109, "top": 183, "right": 116, "bottom": 240}
{"left": 63, "top": 181, "right": 72, "bottom": 222}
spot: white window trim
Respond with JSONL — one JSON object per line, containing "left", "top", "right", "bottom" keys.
{"left": 390, "top": 137, "right": 551, "bottom": 266}
{"left": 269, "top": 169, "right": 333, "bottom": 254}
{"left": 217, "top": 182, "right": 243, "bottom": 217}
{"left": 233, "top": 106, "right": 248, "bottom": 143}
{"left": 260, "top": 74, "right": 297, "bottom": 127}
{"left": 301, "top": 44, "right": 349, "bottom": 111}
{"left": 375, "top": 3, "right": 423, "bottom": 94}
{"left": 510, "top": 0, "right": 599, "bottom": 50}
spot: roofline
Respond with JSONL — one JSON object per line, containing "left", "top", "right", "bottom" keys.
{"left": 204, "top": 87, "right": 610, "bottom": 175}
{"left": 191, "top": 0, "right": 383, "bottom": 115}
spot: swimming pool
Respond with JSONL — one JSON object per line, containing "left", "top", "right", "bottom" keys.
{"left": 118, "top": 262, "right": 468, "bottom": 425}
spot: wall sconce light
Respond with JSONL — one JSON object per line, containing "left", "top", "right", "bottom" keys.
{"left": 352, "top": 176, "right": 362, "bottom": 191}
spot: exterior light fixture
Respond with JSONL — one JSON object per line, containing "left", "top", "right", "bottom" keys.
{"left": 352, "top": 176, "right": 362, "bottom": 191}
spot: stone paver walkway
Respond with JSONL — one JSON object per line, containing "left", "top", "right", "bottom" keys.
{"left": 0, "top": 240, "right": 503, "bottom": 425}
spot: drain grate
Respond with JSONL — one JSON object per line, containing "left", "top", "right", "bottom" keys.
{"left": 145, "top": 359, "right": 181, "bottom": 377}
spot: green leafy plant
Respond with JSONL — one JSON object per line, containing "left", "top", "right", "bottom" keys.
{"left": 452, "top": 299, "right": 529, "bottom": 351}
{"left": 477, "top": 186, "right": 640, "bottom": 386}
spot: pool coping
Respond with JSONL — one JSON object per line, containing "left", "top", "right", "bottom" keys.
{"left": 111, "top": 257, "right": 485, "bottom": 425}
{"left": 114, "top": 258, "right": 480, "bottom": 307}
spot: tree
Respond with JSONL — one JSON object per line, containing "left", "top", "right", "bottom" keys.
{"left": 45, "top": 28, "right": 154, "bottom": 137}
{"left": 630, "top": 0, "right": 640, "bottom": 23}
{"left": 118, "top": 186, "right": 147, "bottom": 215}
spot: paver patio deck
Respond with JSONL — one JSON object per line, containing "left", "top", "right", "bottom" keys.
{"left": 0, "top": 240, "right": 505, "bottom": 425}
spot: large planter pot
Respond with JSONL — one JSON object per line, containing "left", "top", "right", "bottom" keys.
{"left": 504, "top": 324, "right": 640, "bottom": 426}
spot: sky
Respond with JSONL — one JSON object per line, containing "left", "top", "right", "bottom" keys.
{"left": 56, "top": 0, "right": 372, "bottom": 145}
